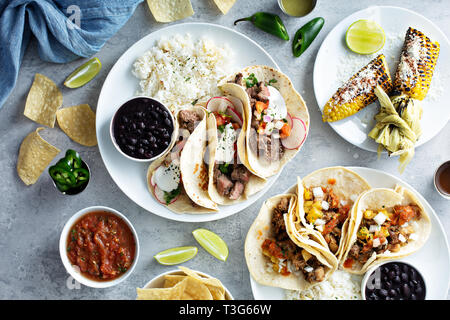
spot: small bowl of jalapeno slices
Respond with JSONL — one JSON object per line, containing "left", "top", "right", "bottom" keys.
{"left": 48, "top": 149, "right": 90, "bottom": 195}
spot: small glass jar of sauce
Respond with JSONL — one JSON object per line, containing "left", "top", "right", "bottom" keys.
{"left": 278, "top": 0, "right": 317, "bottom": 17}
{"left": 434, "top": 160, "right": 450, "bottom": 199}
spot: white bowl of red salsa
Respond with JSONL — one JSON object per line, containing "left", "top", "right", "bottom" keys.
{"left": 59, "top": 206, "right": 139, "bottom": 288}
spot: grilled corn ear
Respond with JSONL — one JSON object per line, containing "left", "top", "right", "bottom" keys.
{"left": 322, "top": 54, "right": 393, "bottom": 122}
{"left": 393, "top": 27, "right": 440, "bottom": 100}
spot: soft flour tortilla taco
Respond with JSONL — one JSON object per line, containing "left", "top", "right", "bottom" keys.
{"left": 205, "top": 84, "right": 267, "bottom": 205}
{"left": 294, "top": 167, "right": 371, "bottom": 261}
{"left": 245, "top": 194, "right": 337, "bottom": 291}
{"left": 147, "top": 106, "right": 218, "bottom": 213}
{"left": 341, "top": 186, "right": 432, "bottom": 274}
{"left": 220, "top": 65, "right": 309, "bottom": 179}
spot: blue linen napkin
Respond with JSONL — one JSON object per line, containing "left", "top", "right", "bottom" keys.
{"left": 0, "top": 0, "right": 143, "bottom": 109}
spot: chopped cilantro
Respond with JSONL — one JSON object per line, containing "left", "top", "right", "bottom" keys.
{"left": 218, "top": 124, "right": 225, "bottom": 133}
{"left": 191, "top": 99, "right": 199, "bottom": 105}
{"left": 266, "top": 78, "right": 277, "bottom": 86}
{"left": 244, "top": 73, "right": 258, "bottom": 88}
{"left": 219, "top": 163, "right": 230, "bottom": 174}
{"left": 163, "top": 186, "right": 181, "bottom": 205}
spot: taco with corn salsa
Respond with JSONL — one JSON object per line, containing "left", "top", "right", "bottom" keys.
{"left": 245, "top": 194, "right": 337, "bottom": 291}
{"left": 341, "top": 186, "right": 431, "bottom": 274}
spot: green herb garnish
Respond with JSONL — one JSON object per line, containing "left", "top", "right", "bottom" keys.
{"left": 244, "top": 73, "right": 258, "bottom": 88}
{"left": 218, "top": 163, "right": 230, "bottom": 174}
{"left": 266, "top": 78, "right": 277, "bottom": 86}
{"left": 163, "top": 186, "right": 181, "bottom": 205}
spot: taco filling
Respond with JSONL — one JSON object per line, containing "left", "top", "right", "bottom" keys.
{"left": 344, "top": 204, "right": 422, "bottom": 269}
{"left": 232, "top": 73, "right": 291, "bottom": 162}
{"left": 152, "top": 109, "right": 201, "bottom": 205}
{"left": 211, "top": 110, "right": 251, "bottom": 200}
{"left": 261, "top": 197, "right": 326, "bottom": 283}
{"left": 303, "top": 185, "right": 352, "bottom": 254}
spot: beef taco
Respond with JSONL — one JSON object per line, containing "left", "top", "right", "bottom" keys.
{"left": 341, "top": 186, "right": 431, "bottom": 274}
{"left": 220, "top": 65, "right": 309, "bottom": 178}
{"left": 295, "top": 167, "right": 371, "bottom": 261}
{"left": 245, "top": 194, "right": 337, "bottom": 291}
{"left": 147, "top": 106, "right": 218, "bottom": 213}
{"left": 205, "top": 84, "right": 267, "bottom": 205}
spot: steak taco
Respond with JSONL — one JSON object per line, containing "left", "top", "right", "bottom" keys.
{"left": 205, "top": 84, "right": 267, "bottom": 205}
{"left": 341, "top": 186, "right": 431, "bottom": 274}
{"left": 245, "top": 194, "right": 337, "bottom": 291}
{"left": 221, "top": 65, "right": 309, "bottom": 178}
{"left": 295, "top": 167, "right": 371, "bottom": 261}
{"left": 147, "top": 106, "right": 218, "bottom": 213}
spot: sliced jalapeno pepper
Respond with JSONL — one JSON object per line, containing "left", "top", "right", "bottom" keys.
{"left": 292, "top": 17, "right": 325, "bottom": 57}
{"left": 54, "top": 158, "right": 72, "bottom": 171}
{"left": 49, "top": 166, "right": 77, "bottom": 186}
{"left": 64, "top": 149, "right": 82, "bottom": 169}
{"left": 73, "top": 168, "right": 90, "bottom": 187}
{"left": 55, "top": 181, "right": 71, "bottom": 192}
{"left": 234, "top": 12, "right": 289, "bottom": 41}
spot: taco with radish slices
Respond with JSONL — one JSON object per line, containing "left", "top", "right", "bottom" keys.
{"left": 341, "top": 186, "right": 431, "bottom": 274}
{"left": 147, "top": 106, "right": 218, "bottom": 214}
{"left": 205, "top": 84, "right": 267, "bottom": 205}
{"left": 293, "top": 167, "right": 371, "bottom": 261}
{"left": 245, "top": 194, "right": 338, "bottom": 291}
{"left": 220, "top": 65, "right": 309, "bottom": 179}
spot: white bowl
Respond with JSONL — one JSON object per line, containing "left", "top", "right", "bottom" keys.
{"left": 142, "top": 269, "right": 234, "bottom": 300}
{"left": 361, "top": 260, "right": 427, "bottom": 300}
{"left": 109, "top": 95, "right": 176, "bottom": 163}
{"left": 59, "top": 206, "right": 140, "bottom": 288}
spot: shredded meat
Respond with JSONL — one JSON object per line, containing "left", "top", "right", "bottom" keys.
{"left": 178, "top": 110, "right": 200, "bottom": 133}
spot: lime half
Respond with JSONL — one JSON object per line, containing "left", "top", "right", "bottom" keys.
{"left": 64, "top": 57, "right": 102, "bottom": 88}
{"left": 192, "top": 228, "right": 229, "bottom": 262}
{"left": 154, "top": 246, "right": 198, "bottom": 265}
{"left": 345, "top": 20, "right": 385, "bottom": 54}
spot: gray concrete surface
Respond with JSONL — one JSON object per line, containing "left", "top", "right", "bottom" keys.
{"left": 0, "top": 0, "right": 448, "bottom": 300}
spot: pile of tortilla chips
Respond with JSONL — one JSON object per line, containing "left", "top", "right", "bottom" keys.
{"left": 146, "top": 0, "right": 236, "bottom": 22}
{"left": 136, "top": 267, "right": 229, "bottom": 300}
{"left": 17, "top": 73, "right": 98, "bottom": 185}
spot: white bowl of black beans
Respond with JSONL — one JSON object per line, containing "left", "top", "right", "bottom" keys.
{"left": 361, "top": 261, "right": 426, "bottom": 300}
{"left": 110, "top": 96, "right": 176, "bottom": 162}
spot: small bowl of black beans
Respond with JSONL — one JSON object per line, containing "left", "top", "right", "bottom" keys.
{"left": 110, "top": 96, "right": 176, "bottom": 162}
{"left": 362, "top": 261, "right": 426, "bottom": 300}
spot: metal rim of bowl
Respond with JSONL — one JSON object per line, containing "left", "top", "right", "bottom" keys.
{"left": 434, "top": 160, "right": 450, "bottom": 199}
{"left": 59, "top": 205, "right": 140, "bottom": 288}
{"left": 109, "top": 95, "right": 176, "bottom": 163}
{"left": 360, "top": 260, "right": 427, "bottom": 300}
{"left": 277, "top": 0, "right": 318, "bottom": 18}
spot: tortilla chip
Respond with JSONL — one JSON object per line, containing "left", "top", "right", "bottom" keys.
{"left": 178, "top": 266, "right": 226, "bottom": 300}
{"left": 24, "top": 74, "right": 62, "bottom": 128}
{"left": 146, "top": 0, "right": 194, "bottom": 22}
{"left": 164, "top": 275, "right": 213, "bottom": 300}
{"left": 17, "top": 128, "right": 61, "bottom": 185}
{"left": 137, "top": 278, "right": 188, "bottom": 300}
{"left": 213, "top": 0, "right": 236, "bottom": 14}
{"left": 56, "top": 104, "right": 97, "bottom": 146}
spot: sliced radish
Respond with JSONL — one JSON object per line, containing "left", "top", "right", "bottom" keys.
{"left": 286, "top": 112, "right": 293, "bottom": 128}
{"left": 225, "top": 106, "right": 243, "bottom": 127}
{"left": 225, "top": 95, "right": 244, "bottom": 118}
{"left": 153, "top": 184, "right": 180, "bottom": 205}
{"left": 281, "top": 117, "right": 307, "bottom": 150}
{"left": 206, "top": 96, "right": 234, "bottom": 113}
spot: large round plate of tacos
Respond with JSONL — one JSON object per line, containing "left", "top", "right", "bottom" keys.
{"left": 249, "top": 166, "right": 449, "bottom": 299}
{"left": 96, "top": 23, "right": 309, "bottom": 222}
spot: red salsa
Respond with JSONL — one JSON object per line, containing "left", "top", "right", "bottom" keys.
{"left": 66, "top": 211, "right": 136, "bottom": 281}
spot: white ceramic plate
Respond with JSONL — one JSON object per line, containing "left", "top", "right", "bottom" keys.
{"left": 96, "top": 23, "right": 281, "bottom": 222}
{"left": 250, "top": 166, "right": 450, "bottom": 300}
{"left": 313, "top": 6, "right": 450, "bottom": 152}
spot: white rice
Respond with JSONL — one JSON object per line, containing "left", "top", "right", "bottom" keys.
{"left": 132, "top": 33, "right": 234, "bottom": 112}
{"left": 285, "top": 270, "right": 362, "bottom": 300}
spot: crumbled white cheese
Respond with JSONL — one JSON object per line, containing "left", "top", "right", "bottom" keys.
{"left": 321, "top": 201, "right": 330, "bottom": 211}
{"left": 399, "top": 234, "right": 407, "bottom": 243}
{"left": 312, "top": 187, "right": 324, "bottom": 198}
{"left": 373, "top": 212, "right": 387, "bottom": 225}
{"left": 315, "top": 219, "right": 326, "bottom": 226}
{"left": 369, "top": 225, "right": 381, "bottom": 233}
{"left": 372, "top": 238, "right": 381, "bottom": 248}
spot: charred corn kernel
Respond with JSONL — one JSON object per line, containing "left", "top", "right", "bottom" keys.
{"left": 313, "top": 200, "right": 323, "bottom": 210}
{"left": 380, "top": 226, "right": 390, "bottom": 238}
{"left": 357, "top": 226, "right": 370, "bottom": 240}
{"left": 393, "top": 27, "right": 440, "bottom": 101}
{"left": 304, "top": 189, "right": 312, "bottom": 200}
{"left": 303, "top": 201, "right": 313, "bottom": 213}
{"left": 364, "top": 210, "right": 376, "bottom": 219}
{"left": 307, "top": 207, "right": 323, "bottom": 224}
{"left": 322, "top": 54, "right": 393, "bottom": 122}
{"left": 301, "top": 249, "right": 312, "bottom": 262}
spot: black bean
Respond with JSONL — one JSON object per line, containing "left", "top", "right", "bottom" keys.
{"left": 384, "top": 281, "right": 392, "bottom": 289}
{"left": 415, "top": 287, "right": 423, "bottom": 296}
{"left": 393, "top": 276, "right": 401, "bottom": 284}
{"left": 388, "top": 271, "right": 396, "bottom": 280}
{"left": 401, "top": 273, "right": 409, "bottom": 282}
{"left": 402, "top": 284, "right": 411, "bottom": 297}
{"left": 164, "top": 118, "right": 172, "bottom": 126}
{"left": 411, "top": 294, "right": 417, "bottom": 300}
{"left": 379, "top": 289, "right": 388, "bottom": 297}
{"left": 389, "top": 289, "right": 397, "bottom": 297}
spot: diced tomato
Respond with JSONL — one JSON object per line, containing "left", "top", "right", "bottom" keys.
{"left": 322, "top": 215, "right": 339, "bottom": 235}
{"left": 232, "top": 122, "right": 240, "bottom": 130}
{"left": 214, "top": 111, "right": 230, "bottom": 127}
{"left": 255, "top": 101, "right": 269, "bottom": 113}
{"left": 280, "top": 123, "right": 291, "bottom": 139}
{"left": 362, "top": 239, "right": 373, "bottom": 252}
{"left": 343, "top": 258, "right": 354, "bottom": 268}
{"left": 394, "top": 205, "right": 418, "bottom": 226}
{"left": 328, "top": 178, "right": 336, "bottom": 185}
{"left": 257, "top": 122, "right": 266, "bottom": 134}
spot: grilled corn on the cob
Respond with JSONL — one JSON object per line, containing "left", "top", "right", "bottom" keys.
{"left": 393, "top": 27, "right": 440, "bottom": 100}
{"left": 322, "top": 54, "right": 393, "bottom": 122}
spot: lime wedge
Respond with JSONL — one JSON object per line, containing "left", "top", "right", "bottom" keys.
{"left": 64, "top": 57, "right": 102, "bottom": 88}
{"left": 345, "top": 20, "right": 385, "bottom": 54}
{"left": 154, "top": 246, "right": 198, "bottom": 265}
{"left": 192, "top": 228, "right": 229, "bottom": 262}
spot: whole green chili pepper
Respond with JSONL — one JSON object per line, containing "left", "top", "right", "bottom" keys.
{"left": 234, "top": 12, "right": 289, "bottom": 41}
{"left": 292, "top": 17, "right": 325, "bottom": 57}
{"left": 64, "top": 149, "right": 82, "bottom": 169}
